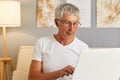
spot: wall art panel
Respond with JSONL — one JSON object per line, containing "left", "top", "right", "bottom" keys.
{"left": 36, "top": 0, "right": 61, "bottom": 27}
{"left": 66, "top": 0, "right": 91, "bottom": 28}
{"left": 97, "top": 0, "right": 120, "bottom": 28}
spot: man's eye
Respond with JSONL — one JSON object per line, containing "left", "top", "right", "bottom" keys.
{"left": 64, "top": 22, "right": 70, "bottom": 24}
{"left": 74, "top": 23, "right": 78, "bottom": 25}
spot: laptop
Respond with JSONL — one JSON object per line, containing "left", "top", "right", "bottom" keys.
{"left": 72, "top": 48, "right": 120, "bottom": 80}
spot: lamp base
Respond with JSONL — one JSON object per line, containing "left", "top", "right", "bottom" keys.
{"left": 0, "top": 58, "right": 14, "bottom": 80}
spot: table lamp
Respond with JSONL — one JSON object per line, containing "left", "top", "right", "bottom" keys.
{"left": 0, "top": 1, "right": 21, "bottom": 80}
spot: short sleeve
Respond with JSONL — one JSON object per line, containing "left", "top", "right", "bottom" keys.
{"left": 32, "top": 39, "right": 42, "bottom": 61}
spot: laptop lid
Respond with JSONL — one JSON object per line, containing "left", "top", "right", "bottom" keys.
{"left": 72, "top": 48, "right": 120, "bottom": 80}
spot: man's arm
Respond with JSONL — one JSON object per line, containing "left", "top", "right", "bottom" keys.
{"left": 28, "top": 60, "right": 74, "bottom": 80}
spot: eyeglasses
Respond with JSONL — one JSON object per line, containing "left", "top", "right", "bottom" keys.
{"left": 58, "top": 19, "right": 81, "bottom": 27}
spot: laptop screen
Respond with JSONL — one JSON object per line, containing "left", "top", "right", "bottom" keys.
{"left": 72, "top": 48, "right": 120, "bottom": 80}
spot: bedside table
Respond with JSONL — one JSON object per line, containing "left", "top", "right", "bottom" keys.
{"left": 0, "top": 58, "right": 14, "bottom": 80}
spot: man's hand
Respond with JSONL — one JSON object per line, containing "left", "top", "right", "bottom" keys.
{"left": 58, "top": 65, "right": 75, "bottom": 77}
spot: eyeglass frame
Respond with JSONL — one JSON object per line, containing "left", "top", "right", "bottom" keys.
{"left": 57, "top": 19, "right": 81, "bottom": 27}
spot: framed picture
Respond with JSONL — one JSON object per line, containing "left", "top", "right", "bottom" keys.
{"left": 36, "top": 0, "right": 61, "bottom": 27}
{"left": 97, "top": 0, "right": 120, "bottom": 28}
{"left": 66, "top": 0, "right": 91, "bottom": 28}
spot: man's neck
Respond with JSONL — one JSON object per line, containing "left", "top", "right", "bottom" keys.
{"left": 54, "top": 34, "right": 74, "bottom": 46}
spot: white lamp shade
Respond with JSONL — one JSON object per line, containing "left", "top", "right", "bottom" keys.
{"left": 0, "top": 1, "right": 21, "bottom": 27}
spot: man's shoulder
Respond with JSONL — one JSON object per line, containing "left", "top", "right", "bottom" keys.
{"left": 36, "top": 35, "right": 54, "bottom": 44}
{"left": 38, "top": 35, "right": 53, "bottom": 41}
{"left": 74, "top": 37, "right": 89, "bottom": 48}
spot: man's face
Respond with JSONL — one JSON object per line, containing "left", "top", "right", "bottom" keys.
{"left": 57, "top": 12, "right": 80, "bottom": 39}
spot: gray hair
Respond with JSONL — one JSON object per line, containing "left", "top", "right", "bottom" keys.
{"left": 55, "top": 3, "right": 80, "bottom": 19}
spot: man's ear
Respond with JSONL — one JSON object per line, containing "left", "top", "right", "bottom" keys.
{"left": 54, "top": 18, "right": 59, "bottom": 27}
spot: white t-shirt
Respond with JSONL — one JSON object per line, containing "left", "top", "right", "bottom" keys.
{"left": 33, "top": 35, "right": 89, "bottom": 80}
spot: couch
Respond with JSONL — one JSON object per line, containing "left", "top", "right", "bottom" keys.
{"left": 12, "top": 46, "right": 34, "bottom": 80}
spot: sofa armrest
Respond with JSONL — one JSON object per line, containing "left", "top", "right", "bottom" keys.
{"left": 12, "top": 46, "right": 34, "bottom": 80}
{"left": 12, "top": 70, "right": 28, "bottom": 80}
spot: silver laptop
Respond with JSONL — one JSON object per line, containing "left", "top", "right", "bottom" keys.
{"left": 72, "top": 48, "right": 120, "bottom": 80}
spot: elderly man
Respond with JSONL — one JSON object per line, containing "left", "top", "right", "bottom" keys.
{"left": 28, "top": 3, "right": 89, "bottom": 80}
